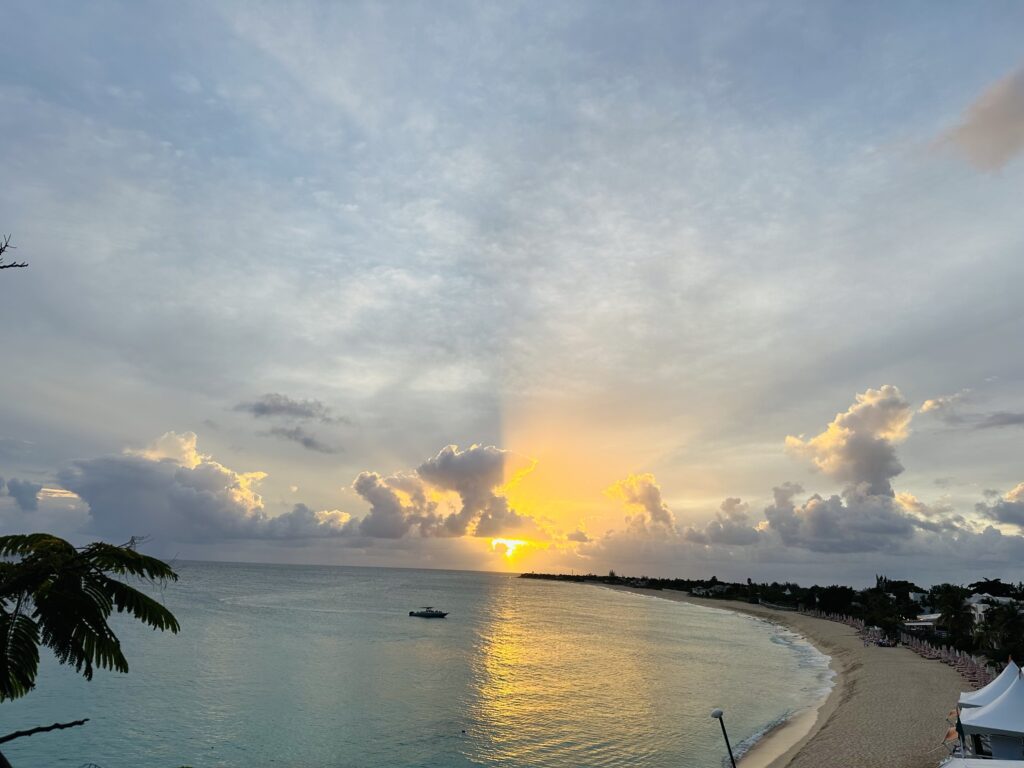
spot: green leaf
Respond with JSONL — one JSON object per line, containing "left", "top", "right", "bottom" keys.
{"left": 101, "top": 578, "right": 180, "bottom": 633}
{"left": 0, "top": 533, "right": 180, "bottom": 696}
{"left": 0, "top": 612, "right": 40, "bottom": 701}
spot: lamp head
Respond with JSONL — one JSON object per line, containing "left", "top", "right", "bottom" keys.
{"left": 711, "top": 708, "right": 724, "bottom": 719}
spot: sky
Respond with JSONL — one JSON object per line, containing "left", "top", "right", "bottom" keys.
{"left": 2, "top": 1, "right": 1024, "bottom": 587}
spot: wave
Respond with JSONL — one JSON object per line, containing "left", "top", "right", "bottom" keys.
{"left": 729, "top": 624, "right": 836, "bottom": 766}
{"left": 729, "top": 708, "right": 798, "bottom": 764}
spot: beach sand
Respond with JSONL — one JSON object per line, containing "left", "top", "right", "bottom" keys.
{"left": 611, "top": 587, "right": 965, "bottom": 768}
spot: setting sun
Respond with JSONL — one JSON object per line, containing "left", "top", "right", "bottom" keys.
{"left": 490, "top": 538, "right": 528, "bottom": 559}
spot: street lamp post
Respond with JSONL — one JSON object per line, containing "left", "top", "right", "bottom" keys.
{"left": 710, "top": 708, "right": 737, "bottom": 768}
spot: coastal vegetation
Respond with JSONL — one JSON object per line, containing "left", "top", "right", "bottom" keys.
{"left": 521, "top": 571, "right": 1024, "bottom": 664}
{"left": 0, "top": 534, "right": 180, "bottom": 766}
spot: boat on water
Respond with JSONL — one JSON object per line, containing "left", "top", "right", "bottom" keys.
{"left": 409, "top": 606, "right": 448, "bottom": 618}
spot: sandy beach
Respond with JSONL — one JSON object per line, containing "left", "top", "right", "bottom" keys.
{"left": 612, "top": 587, "right": 965, "bottom": 768}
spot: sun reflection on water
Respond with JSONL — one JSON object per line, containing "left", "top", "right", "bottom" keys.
{"left": 465, "top": 580, "right": 671, "bottom": 767}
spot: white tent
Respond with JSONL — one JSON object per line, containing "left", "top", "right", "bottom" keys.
{"left": 941, "top": 760, "right": 1024, "bottom": 767}
{"left": 960, "top": 671, "right": 1024, "bottom": 759}
{"left": 960, "top": 660, "right": 1019, "bottom": 709}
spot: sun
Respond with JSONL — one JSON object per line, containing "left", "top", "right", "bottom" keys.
{"left": 490, "top": 538, "right": 528, "bottom": 558}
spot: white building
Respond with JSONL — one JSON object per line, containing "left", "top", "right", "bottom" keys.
{"left": 966, "top": 593, "right": 1018, "bottom": 624}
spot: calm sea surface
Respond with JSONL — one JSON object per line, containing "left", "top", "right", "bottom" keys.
{"left": 2, "top": 562, "right": 831, "bottom": 768}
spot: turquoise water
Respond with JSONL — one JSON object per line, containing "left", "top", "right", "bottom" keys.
{"left": 1, "top": 562, "right": 831, "bottom": 767}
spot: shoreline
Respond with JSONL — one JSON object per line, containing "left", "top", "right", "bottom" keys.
{"left": 606, "top": 585, "right": 965, "bottom": 768}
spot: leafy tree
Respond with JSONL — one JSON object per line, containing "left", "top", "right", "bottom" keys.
{"left": 934, "top": 585, "right": 974, "bottom": 650}
{"left": 968, "top": 578, "right": 1015, "bottom": 599}
{"left": 978, "top": 602, "right": 1024, "bottom": 663}
{"left": 1, "top": 236, "right": 181, "bottom": 763}
{"left": 861, "top": 589, "right": 903, "bottom": 638}
{"left": 816, "top": 585, "right": 856, "bottom": 614}
{"left": 0, "top": 534, "right": 180, "bottom": 763}
{"left": 0, "top": 534, "right": 179, "bottom": 700}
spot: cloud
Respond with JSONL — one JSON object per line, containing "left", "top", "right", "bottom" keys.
{"left": 4, "top": 478, "right": 42, "bottom": 512}
{"left": 684, "top": 497, "right": 760, "bottom": 546}
{"left": 416, "top": 445, "right": 537, "bottom": 537}
{"left": 919, "top": 389, "right": 971, "bottom": 424}
{"left": 127, "top": 430, "right": 205, "bottom": 468}
{"left": 977, "top": 482, "right": 1024, "bottom": 527}
{"left": 943, "top": 64, "right": 1024, "bottom": 172}
{"left": 895, "top": 492, "right": 966, "bottom": 534}
{"left": 54, "top": 436, "right": 540, "bottom": 548}
{"left": 606, "top": 473, "right": 677, "bottom": 537}
{"left": 265, "top": 426, "right": 337, "bottom": 454}
{"left": 263, "top": 503, "right": 354, "bottom": 539}
{"left": 917, "top": 390, "right": 1024, "bottom": 431}
{"left": 566, "top": 529, "right": 590, "bottom": 543}
{"left": 976, "top": 412, "right": 1024, "bottom": 429}
{"left": 351, "top": 471, "right": 438, "bottom": 539}
{"left": 59, "top": 432, "right": 350, "bottom": 543}
{"left": 234, "top": 393, "right": 337, "bottom": 422}
{"left": 763, "top": 482, "right": 917, "bottom": 553}
{"left": 785, "top": 385, "right": 912, "bottom": 497}
{"left": 345, "top": 444, "right": 540, "bottom": 540}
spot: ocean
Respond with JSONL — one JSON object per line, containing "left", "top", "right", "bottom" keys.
{"left": 1, "top": 562, "right": 832, "bottom": 768}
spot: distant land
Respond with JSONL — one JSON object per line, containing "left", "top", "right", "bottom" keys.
{"left": 521, "top": 570, "right": 1024, "bottom": 665}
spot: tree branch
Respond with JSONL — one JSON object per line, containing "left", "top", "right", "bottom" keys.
{"left": 0, "top": 718, "right": 89, "bottom": 744}
{"left": 0, "top": 235, "right": 27, "bottom": 269}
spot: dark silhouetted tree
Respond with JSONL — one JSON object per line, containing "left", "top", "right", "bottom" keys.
{"left": 0, "top": 534, "right": 180, "bottom": 762}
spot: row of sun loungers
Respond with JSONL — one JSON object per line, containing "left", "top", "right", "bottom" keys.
{"left": 799, "top": 610, "right": 997, "bottom": 689}
{"left": 898, "top": 635, "right": 996, "bottom": 690}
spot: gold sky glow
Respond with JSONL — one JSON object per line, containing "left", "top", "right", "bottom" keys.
{"left": 490, "top": 538, "right": 527, "bottom": 558}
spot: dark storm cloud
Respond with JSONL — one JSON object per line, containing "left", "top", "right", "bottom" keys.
{"left": 266, "top": 426, "right": 337, "bottom": 454}
{"left": 4, "top": 478, "right": 42, "bottom": 511}
{"left": 235, "top": 393, "right": 337, "bottom": 423}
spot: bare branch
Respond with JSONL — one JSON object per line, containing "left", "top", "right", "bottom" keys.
{"left": 0, "top": 718, "right": 89, "bottom": 744}
{"left": 0, "top": 235, "right": 28, "bottom": 270}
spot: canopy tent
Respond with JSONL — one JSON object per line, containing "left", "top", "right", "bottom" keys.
{"left": 960, "top": 671, "right": 1024, "bottom": 760}
{"left": 961, "top": 671, "right": 1024, "bottom": 736}
{"left": 959, "top": 660, "right": 1019, "bottom": 709}
{"left": 941, "top": 760, "right": 1024, "bottom": 767}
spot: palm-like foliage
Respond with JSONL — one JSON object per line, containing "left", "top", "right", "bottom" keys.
{"left": 979, "top": 602, "right": 1024, "bottom": 663}
{"left": 935, "top": 587, "right": 975, "bottom": 649}
{"left": 0, "top": 534, "right": 179, "bottom": 701}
